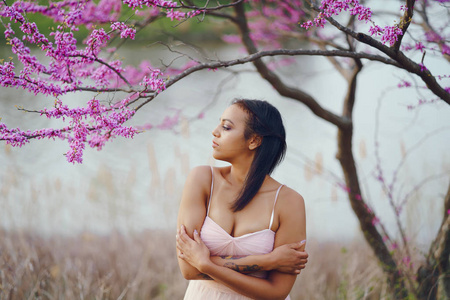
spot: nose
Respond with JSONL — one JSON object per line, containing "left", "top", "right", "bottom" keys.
{"left": 212, "top": 125, "right": 220, "bottom": 137}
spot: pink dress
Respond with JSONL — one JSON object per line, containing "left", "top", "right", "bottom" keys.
{"left": 184, "top": 167, "right": 291, "bottom": 300}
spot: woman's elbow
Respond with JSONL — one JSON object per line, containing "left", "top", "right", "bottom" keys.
{"left": 259, "top": 283, "right": 291, "bottom": 300}
{"left": 178, "top": 266, "right": 205, "bottom": 280}
{"left": 179, "top": 268, "right": 196, "bottom": 280}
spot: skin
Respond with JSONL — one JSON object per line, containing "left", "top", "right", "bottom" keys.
{"left": 176, "top": 104, "right": 307, "bottom": 299}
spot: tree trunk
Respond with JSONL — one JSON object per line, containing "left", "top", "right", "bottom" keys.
{"left": 336, "top": 63, "right": 409, "bottom": 298}
{"left": 417, "top": 181, "right": 450, "bottom": 300}
{"left": 336, "top": 125, "right": 409, "bottom": 298}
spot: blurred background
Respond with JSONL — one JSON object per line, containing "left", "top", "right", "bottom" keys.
{"left": 1, "top": 44, "right": 448, "bottom": 242}
{"left": 1, "top": 4, "right": 450, "bottom": 299}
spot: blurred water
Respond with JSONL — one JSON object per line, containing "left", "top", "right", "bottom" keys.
{"left": 0, "top": 44, "right": 449, "bottom": 247}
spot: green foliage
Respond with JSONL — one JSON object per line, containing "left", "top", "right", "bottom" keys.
{"left": 0, "top": 1, "right": 232, "bottom": 48}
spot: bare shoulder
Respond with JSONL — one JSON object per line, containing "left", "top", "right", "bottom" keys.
{"left": 273, "top": 185, "right": 306, "bottom": 245}
{"left": 277, "top": 185, "right": 306, "bottom": 230}
{"left": 185, "top": 165, "right": 213, "bottom": 188}
{"left": 278, "top": 185, "right": 305, "bottom": 212}
{"left": 187, "top": 165, "right": 213, "bottom": 181}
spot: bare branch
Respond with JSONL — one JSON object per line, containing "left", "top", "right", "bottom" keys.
{"left": 393, "top": 0, "right": 416, "bottom": 50}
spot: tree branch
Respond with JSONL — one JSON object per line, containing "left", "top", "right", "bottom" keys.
{"left": 324, "top": 15, "right": 450, "bottom": 105}
{"left": 393, "top": 0, "right": 416, "bottom": 51}
{"left": 231, "top": 3, "right": 353, "bottom": 129}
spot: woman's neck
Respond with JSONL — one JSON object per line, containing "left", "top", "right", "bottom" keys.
{"left": 228, "top": 165, "right": 248, "bottom": 185}
{"left": 226, "top": 154, "right": 253, "bottom": 185}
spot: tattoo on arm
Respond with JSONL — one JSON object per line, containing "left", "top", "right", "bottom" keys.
{"left": 223, "top": 262, "right": 262, "bottom": 273}
{"left": 195, "top": 273, "right": 213, "bottom": 280}
{"left": 220, "top": 255, "right": 242, "bottom": 260}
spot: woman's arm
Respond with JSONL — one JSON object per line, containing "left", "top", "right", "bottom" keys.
{"left": 176, "top": 166, "right": 211, "bottom": 279}
{"left": 177, "top": 188, "right": 306, "bottom": 299}
{"left": 210, "top": 241, "right": 307, "bottom": 274}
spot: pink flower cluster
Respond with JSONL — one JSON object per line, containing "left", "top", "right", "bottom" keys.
{"left": 301, "top": 0, "right": 372, "bottom": 30}
{"left": 397, "top": 80, "right": 412, "bottom": 88}
{"left": 123, "top": 0, "right": 177, "bottom": 10}
{"left": 300, "top": 0, "right": 406, "bottom": 47}
{"left": 122, "top": 0, "right": 203, "bottom": 21}
{"left": 140, "top": 69, "right": 166, "bottom": 94}
{"left": 7, "top": 0, "right": 123, "bottom": 30}
{"left": 379, "top": 25, "right": 404, "bottom": 47}
{"left": 40, "top": 97, "right": 137, "bottom": 164}
{"left": 111, "top": 22, "right": 136, "bottom": 39}
{"left": 0, "top": 96, "right": 139, "bottom": 164}
{"left": 166, "top": 9, "right": 202, "bottom": 21}
{"left": 240, "top": 0, "right": 305, "bottom": 49}
{"left": 0, "top": 1, "right": 173, "bottom": 163}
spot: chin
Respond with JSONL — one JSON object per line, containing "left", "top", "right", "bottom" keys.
{"left": 212, "top": 152, "right": 229, "bottom": 163}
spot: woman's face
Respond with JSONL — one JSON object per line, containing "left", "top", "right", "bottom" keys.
{"left": 211, "top": 104, "right": 253, "bottom": 162}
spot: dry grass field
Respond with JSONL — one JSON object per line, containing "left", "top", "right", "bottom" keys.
{"left": 0, "top": 229, "right": 391, "bottom": 300}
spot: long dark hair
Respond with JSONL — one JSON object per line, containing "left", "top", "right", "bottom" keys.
{"left": 231, "top": 99, "right": 287, "bottom": 212}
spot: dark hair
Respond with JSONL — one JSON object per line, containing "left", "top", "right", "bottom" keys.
{"left": 231, "top": 99, "right": 287, "bottom": 212}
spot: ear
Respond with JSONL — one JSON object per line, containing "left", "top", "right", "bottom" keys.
{"left": 248, "top": 135, "right": 262, "bottom": 151}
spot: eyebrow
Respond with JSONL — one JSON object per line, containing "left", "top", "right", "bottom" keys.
{"left": 220, "top": 118, "right": 235, "bottom": 125}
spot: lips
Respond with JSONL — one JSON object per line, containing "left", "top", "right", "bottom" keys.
{"left": 212, "top": 140, "right": 219, "bottom": 148}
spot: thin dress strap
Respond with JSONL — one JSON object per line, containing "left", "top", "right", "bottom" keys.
{"left": 207, "top": 166, "right": 214, "bottom": 216}
{"left": 269, "top": 185, "right": 284, "bottom": 230}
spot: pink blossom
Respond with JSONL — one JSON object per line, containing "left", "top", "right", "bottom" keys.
{"left": 222, "top": 34, "right": 242, "bottom": 44}
{"left": 442, "top": 44, "right": 450, "bottom": 56}
{"left": 157, "top": 110, "right": 180, "bottom": 130}
{"left": 380, "top": 25, "right": 403, "bottom": 47}
{"left": 401, "top": 44, "right": 413, "bottom": 51}
{"left": 425, "top": 31, "right": 442, "bottom": 43}
{"left": 419, "top": 63, "right": 427, "bottom": 72}
{"left": 398, "top": 80, "right": 411, "bottom": 88}
{"left": 369, "top": 25, "right": 383, "bottom": 36}
{"left": 111, "top": 22, "right": 136, "bottom": 40}
{"left": 302, "top": 0, "right": 373, "bottom": 28}
{"left": 84, "top": 28, "right": 110, "bottom": 56}
{"left": 337, "top": 182, "right": 351, "bottom": 193}
{"left": 372, "top": 216, "right": 380, "bottom": 226}
{"left": 140, "top": 69, "right": 166, "bottom": 94}
{"left": 415, "top": 42, "right": 425, "bottom": 52}
{"left": 4, "top": 23, "right": 14, "bottom": 38}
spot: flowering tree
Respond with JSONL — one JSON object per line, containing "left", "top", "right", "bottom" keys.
{"left": 0, "top": 0, "right": 449, "bottom": 298}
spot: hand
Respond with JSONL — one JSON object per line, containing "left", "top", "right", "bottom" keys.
{"left": 270, "top": 241, "right": 308, "bottom": 274}
{"left": 176, "top": 225, "right": 211, "bottom": 273}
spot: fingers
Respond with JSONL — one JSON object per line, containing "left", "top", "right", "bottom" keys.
{"left": 300, "top": 251, "right": 309, "bottom": 259}
{"left": 176, "top": 225, "right": 189, "bottom": 253}
{"left": 193, "top": 229, "right": 202, "bottom": 243}
{"left": 289, "top": 240, "right": 306, "bottom": 250}
{"left": 179, "top": 225, "right": 190, "bottom": 242}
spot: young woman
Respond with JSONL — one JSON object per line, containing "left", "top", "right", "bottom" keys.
{"left": 176, "top": 99, "right": 307, "bottom": 299}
